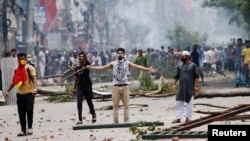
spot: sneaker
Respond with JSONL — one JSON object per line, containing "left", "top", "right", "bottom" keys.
{"left": 27, "top": 128, "right": 33, "bottom": 135}
{"left": 17, "top": 131, "right": 26, "bottom": 136}
{"left": 76, "top": 121, "right": 82, "bottom": 125}
{"left": 92, "top": 114, "right": 96, "bottom": 123}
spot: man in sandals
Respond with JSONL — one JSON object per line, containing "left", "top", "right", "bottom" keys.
{"left": 88, "top": 47, "right": 156, "bottom": 124}
{"left": 171, "top": 50, "right": 199, "bottom": 123}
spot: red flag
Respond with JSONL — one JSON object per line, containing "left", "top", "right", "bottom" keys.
{"left": 39, "top": 0, "right": 57, "bottom": 31}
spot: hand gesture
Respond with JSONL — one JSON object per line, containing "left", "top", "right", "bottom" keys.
{"left": 149, "top": 66, "right": 157, "bottom": 73}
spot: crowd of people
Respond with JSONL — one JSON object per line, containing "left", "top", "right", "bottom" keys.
{"left": 3, "top": 38, "right": 250, "bottom": 83}
{"left": 3, "top": 37, "right": 250, "bottom": 136}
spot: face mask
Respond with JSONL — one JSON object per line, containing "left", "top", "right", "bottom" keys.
{"left": 181, "top": 58, "right": 187, "bottom": 63}
{"left": 118, "top": 56, "right": 123, "bottom": 60}
{"left": 27, "top": 58, "right": 32, "bottom": 62}
{"left": 18, "top": 59, "right": 26, "bottom": 65}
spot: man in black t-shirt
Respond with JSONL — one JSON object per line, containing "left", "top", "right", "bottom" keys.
{"left": 73, "top": 52, "right": 96, "bottom": 125}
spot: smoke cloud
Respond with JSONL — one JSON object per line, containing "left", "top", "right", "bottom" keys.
{"left": 106, "top": 0, "right": 247, "bottom": 50}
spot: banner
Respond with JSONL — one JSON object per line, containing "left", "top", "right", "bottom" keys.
{"left": 34, "top": 6, "right": 46, "bottom": 25}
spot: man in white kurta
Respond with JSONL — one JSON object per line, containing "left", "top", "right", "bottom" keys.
{"left": 38, "top": 48, "right": 46, "bottom": 77}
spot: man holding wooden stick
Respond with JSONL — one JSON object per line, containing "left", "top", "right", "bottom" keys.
{"left": 73, "top": 51, "right": 96, "bottom": 125}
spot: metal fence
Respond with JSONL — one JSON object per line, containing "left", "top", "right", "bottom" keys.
{"left": 1, "top": 58, "right": 17, "bottom": 105}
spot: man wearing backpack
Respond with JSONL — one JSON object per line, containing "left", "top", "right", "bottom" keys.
{"left": 4, "top": 53, "right": 37, "bottom": 136}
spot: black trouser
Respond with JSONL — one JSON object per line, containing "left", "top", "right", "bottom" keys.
{"left": 77, "top": 87, "right": 95, "bottom": 121}
{"left": 16, "top": 93, "right": 35, "bottom": 133}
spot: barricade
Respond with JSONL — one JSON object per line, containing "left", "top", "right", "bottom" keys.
{"left": 1, "top": 58, "right": 17, "bottom": 105}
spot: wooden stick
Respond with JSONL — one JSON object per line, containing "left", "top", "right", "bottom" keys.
{"left": 37, "top": 74, "right": 63, "bottom": 79}
{"left": 56, "top": 67, "right": 86, "bottom": 85}
{"left": 194, "top": 110, "right": 223, "bottom": 115}
{"left": 194, "top": 103, "right": 228, "bottom": 109}
{"left": 55, "top": 92, "right": 73, "bottom": 103}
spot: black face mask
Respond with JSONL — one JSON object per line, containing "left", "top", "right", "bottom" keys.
{"left": 181, "top": 58, "right": 187, "bottom": 62}
{"left": 118, "top": 56, "right": 123, "bottom": 60}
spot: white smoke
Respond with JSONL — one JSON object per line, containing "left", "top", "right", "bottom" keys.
{"left": 106, "top": 0, "right": 248, "bottom": 50}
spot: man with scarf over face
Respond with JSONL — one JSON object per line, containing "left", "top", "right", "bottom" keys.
{"left": 171, "top": 51, "right": 199, "bottom": 124}
{"left": 88, "top": 48, "right": 156, "bottom": 123}
{"left": 4, "top": 53, "right": 37, "bottom": 136}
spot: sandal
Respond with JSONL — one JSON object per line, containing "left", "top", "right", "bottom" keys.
{"left": 171, "top": 119, "right": 181, "bottom": 123}
{"left": 92, "top": 114, "right": 96, "bottom": 123}
{"left": 76, "top": 121, "right": 82, "bottom": 125}
{"left": 185, "top": 118, "right": 191, "bottom": 123}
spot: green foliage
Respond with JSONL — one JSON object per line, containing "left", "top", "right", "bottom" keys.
{"left": 46, "top": 83, "right": 74, "bottom": 103}
{"left": 136, "top": 62, "right": 175, "bottom": 94}
{"left": 166, "top": 23, "right": 207, "bottom": 49}
{"left": 160, "top": 80, "right": 173, "bottom": 94}
{"left": 129, "top": 121, "right": 156, "bottom": 141}
{"left": 203, "top": 0, "right": 250, "bottom": 35}
{"left": 155, "top": 62, "right": 176, "bottom": 79}
{"left": 135, "top": 75, "right": 173, "bottom": 96}
{"left": 138, "top": 73, "right": 156, "bottom": 91}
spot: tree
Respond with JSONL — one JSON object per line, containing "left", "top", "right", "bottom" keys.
{"left": 166, "top": 23, "right": 207, "bottom": 49}
{"left": 203, "top": 0, "right": 250, "bottom": 37}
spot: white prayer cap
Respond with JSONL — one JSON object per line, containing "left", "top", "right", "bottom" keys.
{"left": 181, "top": 51, "right": 190, "bottom": 56}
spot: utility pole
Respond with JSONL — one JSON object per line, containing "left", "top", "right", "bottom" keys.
{"left": 2, "top": 0, "right": 9, "bottom": 54}
{"left": 26, "top": 0, "right": 34, "bottom": 54}
{"left": 89, "top": 1, "right": 95, "bottom": 49}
